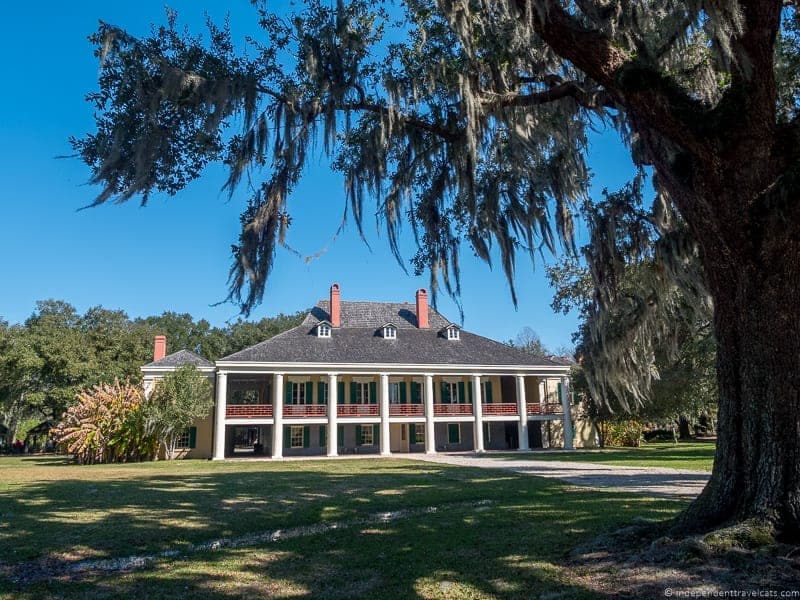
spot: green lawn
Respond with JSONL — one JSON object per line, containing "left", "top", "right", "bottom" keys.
{"left": 495, "top": 441, "right": 715, "bottom": 472}
{"left": 0, "top": 455, "right": 684, "bottom": 598}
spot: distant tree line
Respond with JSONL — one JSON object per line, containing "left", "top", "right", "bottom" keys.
{"left": 0, "top": 300, "right": 305, "bottom": 446}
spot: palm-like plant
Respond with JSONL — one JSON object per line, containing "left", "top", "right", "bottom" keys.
{"left": 53, "top": 380, "right": 154, "bottom": 464}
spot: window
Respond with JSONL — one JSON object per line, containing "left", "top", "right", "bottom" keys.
{"left": 360, "top": 425, "right": 374, "bottom": 446}
{"left": 410, "top": 381, "right": 423, "bottom": 404}
{"left": 448, "top": 423, "right": 461, "bottom": 444}
{"left": 383, "top": 325, "right": 397, "bottom": 339}
{"left": 415, "top": 427, "right": 425, "bottom": 444}
{"left": 443, "top": 381, "right": 459, "bottom": 404}
{"left": 291, "top": 382, "right": 306, "bottom": 405}
{"left": 355, "top": 381, "right": 370, "bottom": 404}
{"left": 389, "top": 382, "right": 401, "bottom": 404}
{"left": 318, "top": 323, "right": 331, "bottom": 338}
{"left": 481, "top": 381, "right": 492, "bottom": 403}
{"left": 290, "top": 426, "right": 304, "bottom": 448}
{"left": 175, "top": 428, "right": 191, "bottom": 449}
{"left": 447, "top": 327, "right": 460, "bottom": 340}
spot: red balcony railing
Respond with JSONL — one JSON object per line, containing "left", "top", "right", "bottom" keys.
{"left": 482, "top": 402, "right": 518, "bottom": 416}
{"left": 527, "top": 403, "right": 564, "bottom": 415}
{"left": 338, "top": 404, "right": 379, "bottom": 417}
{"left": 433, "top": 403, "right": 473, "bottom": 416}
{"left": 226, "top": 404, "right": 273, "bottom": 418}
{"left": 389, "top": 404, "right": 424, "bottom": 417}
{"left": 283, "top": 404, "right": 328, "bottom": 418}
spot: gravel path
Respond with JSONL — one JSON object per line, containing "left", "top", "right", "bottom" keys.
{"left": 413, "top": 453, "right": 709, "bottom": 500}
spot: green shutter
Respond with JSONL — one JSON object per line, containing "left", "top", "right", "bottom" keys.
{"left": 483, "top": 423, "right": 490, "bottom": 444}
{"left": 317, "top": 381, "right": 323, "bottom": 404}
{"left": 409, "top": 424, "right": 416, "bottom": 444}
{"left": 467, "top": 381, "right": 473, "bottom": 403}
{"left": 285, "top": 382, "right": 293, "bottom": 404}
{"left": 458, "top": 381, "right": 466, "bottom": 404}
{"left": 338, "top": 424, "right": 344, "bottom": 446}
{"left": 369, "top": 381, "right": 377, "bottom": 404}
{"left": 319, "top": 425, "right": 327, "bottom": 447}
{"left": 303, "top": 426, "right": 310, "bottom": 448}
{"left": 399, "top": 381, "right": 407, "bottom": 403}
{"left": 305, "top": 382, "right": 313, "bottom": 405}
{"left": 411, "top": 382, "right": 420, "bottom": 404}
{"left": 337, "top": 381, "right": 345, "bottom": 404}
{"left": 448, "top": 423, "right": 460, "bottom": 444}
{"left": 441, "top": 382, "right": 449, "bottom": 404}
{"left": 373, "top": 424, "right": 379, "bottom": 446}
{"left": 557, "top": 382, "right": 562, "bottom": 402}
{"left": 485, "top": 381, "right": 493, "bottom": 403}
{"left": 283, "top": 426, "right": 291, "bottom": 448}
{"left": 188, "top": 426, "right": 197, "bottom": 449}
{"left": 355, "top": 425, "right": 362, "bottom": 445}
{"left": 350, "top": 382, "right": 357, "bottom": 404}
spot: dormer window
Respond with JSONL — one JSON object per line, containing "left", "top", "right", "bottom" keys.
{"left": 445, "top": 326, "right": 460, "bottom": 340}
{"left": 317, "top": 323, "right": 332, "bottom": 338}
{"left": 383, "top": 325, "right": 397, "bottom": 339}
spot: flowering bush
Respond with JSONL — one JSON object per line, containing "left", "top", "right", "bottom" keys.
{"left": 52, "top": 381, "right": 156, "bottom": 464}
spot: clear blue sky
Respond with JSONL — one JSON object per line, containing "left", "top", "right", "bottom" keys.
{"left": 0, "top": 1, "right": 637, "bottom": 352}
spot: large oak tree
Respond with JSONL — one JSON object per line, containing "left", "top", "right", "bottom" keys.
{"left": 72, "top": 1, "right": 800, "bottom": 536}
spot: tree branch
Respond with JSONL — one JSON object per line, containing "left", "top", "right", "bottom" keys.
{"left": 510, "top": 1, "right": 710, "bottom": 157}
{"left": 256, "top": 84, "right": 462, "bottom": 143}
{"left": 483, "top": 81, "right": 616, "bottom": 111}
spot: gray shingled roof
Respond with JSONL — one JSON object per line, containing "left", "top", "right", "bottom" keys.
{"left": 142, "top": 349, "right": 215, "bottom": 369}
{"left": 311, "top": 300, "right": 451, "bottom": 329}
{"left": 221, "top": 301, "right": 566, "bottom": 367}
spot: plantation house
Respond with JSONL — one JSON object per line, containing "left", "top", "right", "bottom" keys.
{"left": 141, "top": 284, "right": 578, "bottom": 459}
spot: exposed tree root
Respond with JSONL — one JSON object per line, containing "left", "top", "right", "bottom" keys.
{"left": 569, "top": 519, "right": 800, "bottom": 598}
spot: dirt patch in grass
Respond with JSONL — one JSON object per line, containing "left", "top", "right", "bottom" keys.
{"left": 569, "top": 521, "right": 800, "bottom": 597}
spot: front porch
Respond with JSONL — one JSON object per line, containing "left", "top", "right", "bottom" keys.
{"left": 212, "top": 371, "right": 573, "bottom": 459}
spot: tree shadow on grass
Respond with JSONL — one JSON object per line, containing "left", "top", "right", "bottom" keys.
{"left": 2, "top": 460, "right": 684, "bottom": 598}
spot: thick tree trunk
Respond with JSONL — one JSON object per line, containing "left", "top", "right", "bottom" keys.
{"left": 677, "top": 416, "right": 692, "bottom": 440}
{"left": 677, "top": 218, "right": 800, "bottom": 537}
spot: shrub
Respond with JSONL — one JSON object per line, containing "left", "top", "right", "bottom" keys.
{"left": 605, "top": 419, "right": 645, "bottom": 447}
{"left": 53, "top": 381, "right": 156, "bottom": 464}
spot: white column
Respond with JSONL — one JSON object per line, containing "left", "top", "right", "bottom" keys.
{"left": 272, "top": 373, "right": 284, "bottom": 459}
{"left": 424, "top": 374, "right": 436, "bottom": 454}
{"left": 327, "top": 373, "right": 338, "bottom": 456}
{"left": 560, "top": 375, "right": 574, "bottom": 450}
{"left": 380, "top": 374, "right": 391, "bottom": 455}
{"left": 472, "top": 375, "right": 484, "bottom": 452}
{"left": 517, "top": 375, "right": 530, "bottom": 451}
{"left": 213, "top": 371, "right": 228, "bottom": 460}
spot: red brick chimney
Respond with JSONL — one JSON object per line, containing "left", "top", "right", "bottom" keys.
{"left": 153, "top": 335, "right": 167, "bottom": 361}
{"left": 416, "top": 289, "right": 429, "bottom": 329}
{"left": 330, "top": 283, "right": 341, "bottom": 327}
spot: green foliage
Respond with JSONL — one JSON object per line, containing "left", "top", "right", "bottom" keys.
{"left": 604, "top": 419, "right": 645, "bottom": 448}
{"left": 144, "top": 365, "right": 213, "bottom": 459}
{"left": 52, "top": 381, "right": 156, "bottom": 464}
{"left": 0, "top": 301, "right": 304, "bottom": 445}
